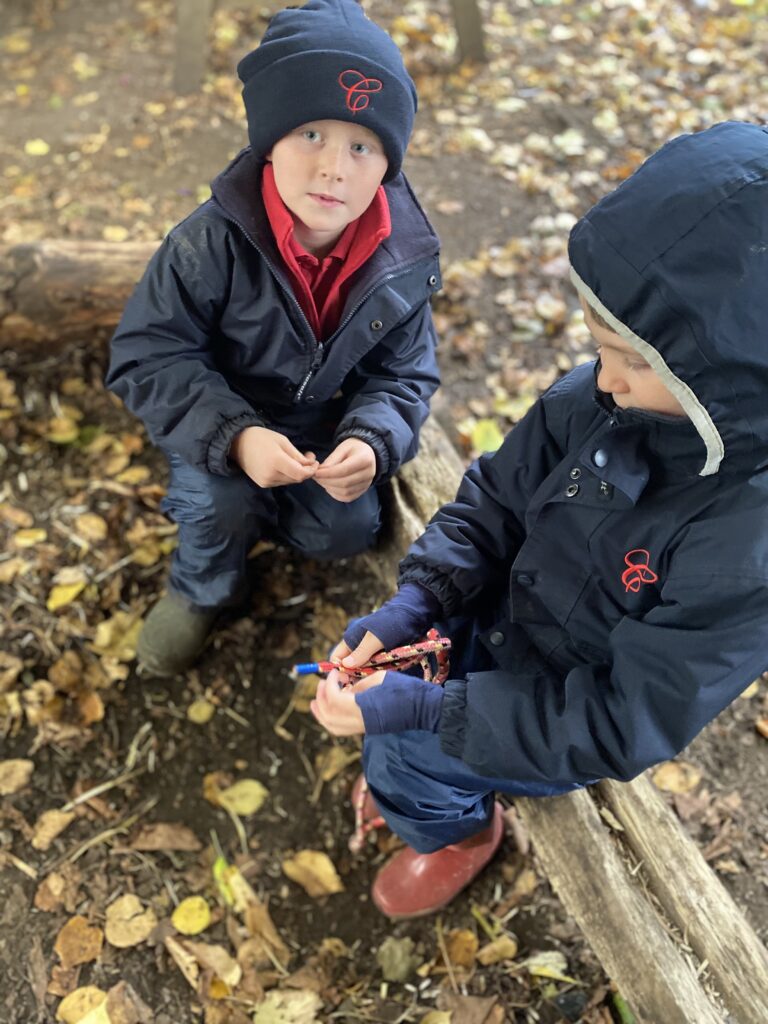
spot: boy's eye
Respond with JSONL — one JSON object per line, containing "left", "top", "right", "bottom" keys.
{"left": 351, "top": 142, "right": 370, "bottom": 155}
{"left": 302, "top": 129, "right": 321, "bottom": 142}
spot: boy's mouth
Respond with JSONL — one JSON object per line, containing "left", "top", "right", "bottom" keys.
{"left": 308, "top": 193, "right": 344, "bottom": 207}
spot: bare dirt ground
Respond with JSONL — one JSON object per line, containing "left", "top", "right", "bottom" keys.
{"left": 1, "top": 2, "right": 768, "bottom": 1023}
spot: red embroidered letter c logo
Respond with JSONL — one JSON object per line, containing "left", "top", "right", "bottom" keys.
{"left": 338, "top": 69, "right": 383, "bottom": 114}
{"left": 621, "top": 549, "right": 659, "bottom": 593}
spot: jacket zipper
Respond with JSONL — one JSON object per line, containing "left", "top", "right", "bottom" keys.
{"left": 218, "top": 203, "right": 433, "bottom": 403}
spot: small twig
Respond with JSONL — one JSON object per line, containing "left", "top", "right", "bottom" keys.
{"left": 221, "top": 706, "right": 250, "bottom": 728}
{"left": 470, "top": 903, "right": 499, "bottom": 941}
{"left": 92, "top": 553, "right": 135, "bottom": 584}
{"left": 1, "top": 851, "right": 38, "bottom": 879}
{"left": 224, "top": 805, "right": 249, "bottom": 857}
{"left": 63, "top": 796, "right": 158, "bottom": 864}
{"left": 61, "top": 767, "right": 145, "bottom": 813}
{"left": 435, "top": 915, "right": 459, "bottom": 994}
{"left": 125, "top": 722, "right": 153, "bottom": 770}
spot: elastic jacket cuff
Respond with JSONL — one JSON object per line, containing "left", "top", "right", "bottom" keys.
{"left": 206, "top": 412, "right": 268, "bottom": 476}
{"left": 355, "top": 671, "right": 445, "bottom": 734}
{"left": 334, "top": 426, "right": 392, "bottom": 482}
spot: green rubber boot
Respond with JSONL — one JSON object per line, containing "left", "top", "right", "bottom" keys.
{"left": 136, "top": 592, "right": 219, "bottom": 676}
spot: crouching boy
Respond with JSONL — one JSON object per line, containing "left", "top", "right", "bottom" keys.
{"left": 106, "top": 0, "right": 441, "bottom": 675}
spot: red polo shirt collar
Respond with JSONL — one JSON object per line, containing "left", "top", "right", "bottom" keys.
{"left": 262, "top": 163, "right": 391, "bottom": 341}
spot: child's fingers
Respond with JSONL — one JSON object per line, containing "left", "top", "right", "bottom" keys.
{"left": 342, "top": 630, "right": 384, "bottom": 668}
{"left": 350, "top": 670, "right": 387, "bottom": 692}
{"left": 330, "top": 639, "right": 351, "bottom": 661}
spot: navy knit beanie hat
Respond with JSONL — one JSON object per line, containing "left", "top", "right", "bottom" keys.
{"left": 237, "top": 0, "right": 417, "bottom": 182}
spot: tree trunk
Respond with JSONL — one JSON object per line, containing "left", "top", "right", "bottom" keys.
{"left": 0, "top": 240, "right": 156, "bottom": 347}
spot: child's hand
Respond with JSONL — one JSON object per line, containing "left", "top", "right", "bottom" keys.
{"left": 314, "top": 438, "right": 376, "bottom": 503}
{"left": 330, "top": 631, "right": 385, "bottom": 676}
{"left": 310, "top": 668, "right": 386, "bottom": 736}
{"left": 230, "top": 426, "right": 318, "bottom": 488}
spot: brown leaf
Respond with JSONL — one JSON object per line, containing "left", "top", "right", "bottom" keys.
{"left": 34, "top": 866, "right": 83, "bottom": 913}
{"left": 129, "top": 822, "right": 202, "bottom": 851}
{"left": 47, "top": 963, "right": 81, "bottom": 998}
{"left": 48, "top": 650, "right": 83, "bottom": 692}
{"left": 103, "top": 981, "right": 153, "bottom": 1024}
{"left": 282, "top": 850, "right": 344, "bottom": 898}
{"left": 54, "top": 915, "right": 104, "bottom": 969}
{"left": 444, "top": 928, "right": 479, "bottom": 968}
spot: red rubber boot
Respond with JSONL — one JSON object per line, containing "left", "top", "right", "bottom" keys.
{"left": 371, "top": 802, "right": 505, "bottom": 919}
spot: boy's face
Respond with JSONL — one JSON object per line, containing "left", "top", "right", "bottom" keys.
{"left": 581, "top": 299, "right": 686, "bottom": 417}
{"left": 267, "top": 119, "right": 388, "bottom": 256}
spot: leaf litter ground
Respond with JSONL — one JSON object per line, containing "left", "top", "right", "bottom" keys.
{"left": 2, "top": 1, "right": 768, "bottom": 1022}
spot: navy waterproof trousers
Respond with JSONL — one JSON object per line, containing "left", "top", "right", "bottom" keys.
{"left": 161, "top": 453, "right": 381, "bottom": 609}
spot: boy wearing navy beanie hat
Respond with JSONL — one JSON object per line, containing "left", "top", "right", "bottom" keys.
{"left": 107, "top": 0, "right": 441, "bottom": 676}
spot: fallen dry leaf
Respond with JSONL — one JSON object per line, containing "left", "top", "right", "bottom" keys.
{"left": 56, "top": 985, "right": 107, "bottom": 1023}
{"left": 0, "top": 758, "right": 34, "bottom": 795}
{"left": 171, "top": 896, "right": 211, "bottom": 936}
{"left": 218, "top": 778, "right": 269, "bottom": 817}
{"left": 54, "top": 915, "right": 104, "bottom": 969}
{"left": 652, "top": 760, "right": 702, "bottom": 794}
{"left": 476, "top": 935, "right": 519, "bottom": 965}
{"left": 252, "top": 989, "right": 322, "bottom": 1024}
{"left": 282, "top": 850, "right": 344, "bottom": 898}
{"left": 31, "top": 808, "right": 76, "bottom": 851}
{"left": 444, "top": 928, "right": 479, "bottom": 968}
{"left": 105, "top": 894, "right": 157, "bottom": 948}
{"left": 129, "top": 821, "right": 202, "bottom": 851}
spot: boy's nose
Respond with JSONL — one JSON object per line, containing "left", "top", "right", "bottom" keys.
{"left": 319, "top": 145, "right": 346, "bottom": 181}
{"left": 596, "top": 361, "right": 629, "bottom": 395}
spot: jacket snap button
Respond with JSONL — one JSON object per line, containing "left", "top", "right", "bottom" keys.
{"left": 569, "top": 467, "right": 582, "bottom": 480}
{"left": 305, "top": 396, "right": 315, "bottom": 403}
{"left": 428, "top": 274, "right": 438, "bottom": 287}
{"left": 371, "top": 319, "right": 384, "bottom": 331}
{"left": 566, "top": 483, "right": 580, "bottom": 497}
{"left": 593, "top": 449, "right": 608, "bottom": 468}
{"left": 517, "top": 573, "right": 534, "bottom": 587}
{"left": 489, "top": 630, "right": 505, "bottom": 646}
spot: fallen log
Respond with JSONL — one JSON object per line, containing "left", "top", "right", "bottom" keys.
{"left": 5, "top": 241, "right": 768, "bottom": 1022}
{"left": 371, "top": 418, "right": 768, "bottom": 1024}
{"left": 0, "top": 239, "right": 156, "bottom": 346}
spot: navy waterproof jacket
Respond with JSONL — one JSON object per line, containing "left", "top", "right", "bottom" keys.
{"left": 106, "top": 149, "right": 441, "bottom": 480}
{"left": 399, "top": 122, "right": 768, "bottom": 785}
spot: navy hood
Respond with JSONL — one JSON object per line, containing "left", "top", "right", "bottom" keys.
{"left": 569, "top": 121, "right": 768, "bottom": 476}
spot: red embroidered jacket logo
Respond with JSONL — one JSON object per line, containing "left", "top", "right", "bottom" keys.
{"left": 621, "top": 549, "right": 659, "bottom": 593}
{"left": 338, "top": 69, "right": 382, "bottom": 113}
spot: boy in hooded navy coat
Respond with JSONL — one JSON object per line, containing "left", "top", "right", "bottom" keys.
{"left": 312, "top": 121, "right": 768, "bottom": 919}
{"left": 106, "top": 0, "right": 440, "bottom": 675}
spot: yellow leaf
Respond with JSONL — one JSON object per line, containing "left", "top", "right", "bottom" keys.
{"left": 2, "top": 33, "right": 32, "bottom": 54}
{"left": 187, "top": 698, "right": 216, "bottom": 724}
{"left": 522, "top": 950, "right": 579, "bottom": 984}
{"left": 470, "top": 418, "right": 505, "bottom": 454}
{"left": 89, "top": 611, "right": 143, "bottom": 661}
{"left": 421, "top": 1014, "right": 452, "bottom": 1024}
{"left": 31, "top": 809, "right": 76, "bottom": 851}
{"left": 45, "top": 416, "right": 80, "bottom": 444}
{"left": 476, "top": 935, "right": 519, "bottom": 965}
{"left": 114, "top": 465, "right": 151, "bottom": 485}
{"left": 0, "top": 758, "right": 34, "bottom": 795}
{"left": 172, "top": 896, "right": 212, "bottom": 936}
{"left": 282, "top": 850, "right": 344, "bottom": 898}
{"left": 652, "top": 760, "right": 702, "bottom": 794}
{"left": 56, "top": 986, "right": 107, "bottom": 1023}
{"left": 102, "top": 225, "right": 129, "bottom": 242}
{"left": 252, "top": 990, "right": 322, "bottom": 1024}
{"left": 105, "top": 893, "right": 157, "bottom": 948}
{"left": 740, "top": 680, "right": 760, "bottom": 699}
{"left": 25, "top": 138, "right": 50, "bottom": 156}
{"left": 218, "top": 778, "right": 269, "bottom": 816}
{"left": 444, "top": 928, "right": 478, "bottom": 968}
{"left": 47, "top": 581, "right": 87, "bottom": 612}
{"left": 74, "top": 513, "right": 108, "bottom": 543}
{"left": 13, "top": 527, "right": 47, "bottom": 547}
